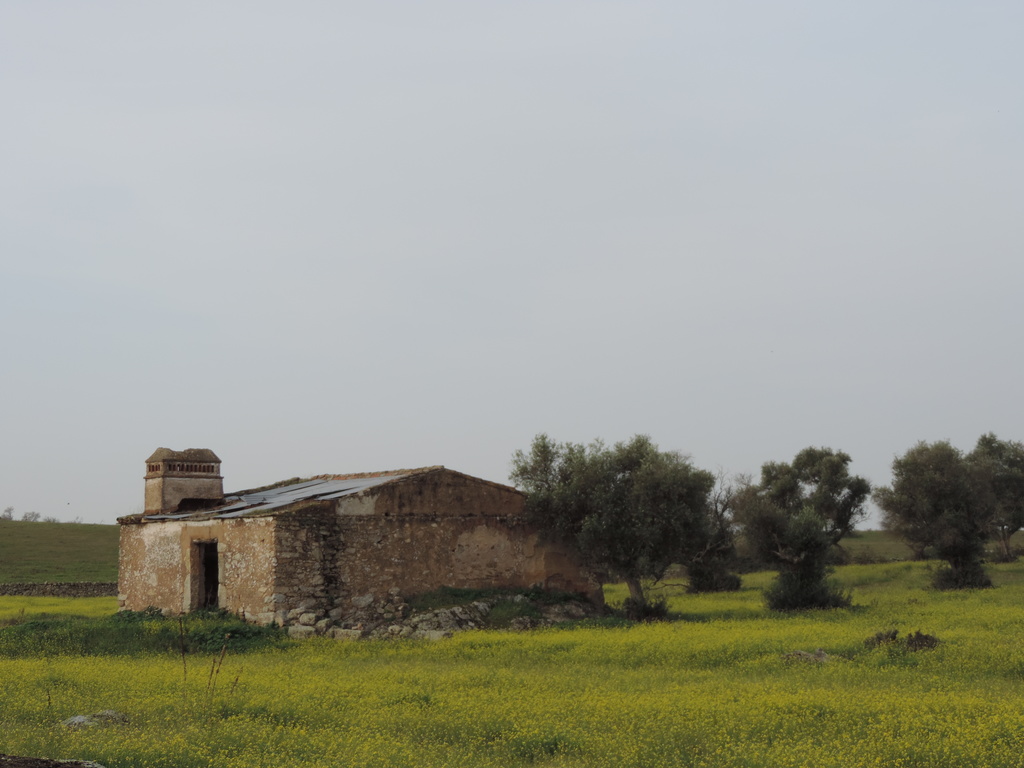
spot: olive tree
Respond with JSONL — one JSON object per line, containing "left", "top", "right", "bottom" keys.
{"left": 510, "top": 434, "right": 716, "bottom": 608}
{"left": 875, "top": 440, "right": 994, "bottom": 589}
{"left": 685, "top": 471, "right": 742, "bottom": 593}
{"left": 969, "top": 433, "right": 1024, "bottom": 562}
{"left": 733, "top": 447, "right": 870, "bottom": 610}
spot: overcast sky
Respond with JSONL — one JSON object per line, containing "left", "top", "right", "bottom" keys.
{"left": 3, "top": 2, "right": 1023, "bottom": 525}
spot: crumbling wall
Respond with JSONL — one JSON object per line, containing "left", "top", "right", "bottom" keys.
{"left": 118, "top": 517, "right": 276, "bottom": 619}
{"left": 330, "top": 471, "right": 599, "bottom": 608}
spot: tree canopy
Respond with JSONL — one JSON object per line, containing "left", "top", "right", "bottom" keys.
{"left": 752, "top": 447, "right": 871, "bottom": 546}
{"left": 875, "top": 440, "right": 994, "bottom": 589}
{"left": 685, "top": 471, "right": 742, "bottom": 593}
{"left": 734, "top": 447, "right": 869, "bottom": 610}
{"left": 969, "top": 433, "right": 1024, "bottom": 562}
{"left": 510, "top": 434, "right": 716, "bottom": 607}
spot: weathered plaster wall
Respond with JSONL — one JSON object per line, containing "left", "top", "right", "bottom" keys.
{"left": 218, "top": 518, "right": 278, "bottom": 622}
{"left": 118, "top": 517, "right": 276, "bottom": 619}
{"left": 119, "top": 522, "right": 184, "bottom": 611}
{"left": 144, "top": 475, "right": 224, "bottom": 514}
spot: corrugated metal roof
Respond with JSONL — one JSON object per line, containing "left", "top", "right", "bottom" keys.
{"left": 146, "top": 472, "right": 411, "bottom": 521}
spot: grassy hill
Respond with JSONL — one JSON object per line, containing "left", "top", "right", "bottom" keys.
{"left": 840, "top": 529, "right": 917, "bottom": 562}
{"left": 0, "top": 520, "right": 119, "bottom": 583}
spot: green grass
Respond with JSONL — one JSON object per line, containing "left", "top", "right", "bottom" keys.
{"left": 0, "top": 607, "right": 285, "bottom": 656}
{"left": 0, "top": 596, "right": 116, "bottom": 623}
{"left": 0, "top": 520, "right": 119, "bottom": 583}
{"left": 840, "top": 529, "right": 917, "bottom": 562}
{"left": 4, "top": 562, "right": 1024, "bottom": 766}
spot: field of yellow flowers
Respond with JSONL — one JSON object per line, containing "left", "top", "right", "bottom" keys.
{"left": 4, "top": 562, "right": 1024, "bottom": 768}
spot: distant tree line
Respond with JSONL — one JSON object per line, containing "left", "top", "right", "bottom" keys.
{"left": 0, "top": 506, "right": 82, "bottom": 524}
{"left": 511, "top": 432, "right": 1023, "bottom": 614}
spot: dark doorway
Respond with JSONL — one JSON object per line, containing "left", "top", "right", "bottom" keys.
{"left": 195, "top": 541, "right": 219, "bottom": 609}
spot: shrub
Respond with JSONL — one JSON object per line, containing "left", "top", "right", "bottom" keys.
{"left": 863, "top": 628, "right": 940, "bottom": 652}
{"left": 686, "top": 564, "right": 742, "bottom": 593}
{"left": 864, "top": 629, "right": 899, "bottom": 648}
{"left": 904, "top": 630, "right": 940, "bottom": 651}
{"left": 764, "top": 570, "right": 850, "bottom": 612}
{"left": 520, "top": 586, "right": 586, "bottom": 605}
{"left": 111, "top": 606, "right": 165, "bottom": 622}
{"left": 932, "top": 562, "right": 992, "bottom": 590}
{"left": 623, "top": 595, "right": 668, "bottom": 622}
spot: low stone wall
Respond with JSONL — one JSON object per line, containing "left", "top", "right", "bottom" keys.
{"left": 0, "top": 582, "right": 118, "bottom": 598}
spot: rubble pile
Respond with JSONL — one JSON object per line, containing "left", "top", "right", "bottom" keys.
{"left": 283, "top": 588, "right": 598, "bottom": 641}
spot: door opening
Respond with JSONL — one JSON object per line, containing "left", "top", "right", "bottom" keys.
{"left": 195, "top": 541, "right": 219, "bottom": 610}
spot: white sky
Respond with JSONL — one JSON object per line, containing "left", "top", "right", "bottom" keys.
{"left": 2, "top": 2, "right": 1023, "bottom": 525}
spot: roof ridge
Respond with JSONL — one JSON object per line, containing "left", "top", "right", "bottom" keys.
{"left": 313, "top": 466, "right": 444, "bottom": 482}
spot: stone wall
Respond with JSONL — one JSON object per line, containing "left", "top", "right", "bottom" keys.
{"left": 254, "top": 502, "right": 341, "bottom": 626}
{"left": 331, "top": 471, "right": 600, "bottom": 608}
{"left": 333, "top": 515, "right": 588, "bottom": 601}
{"left": 0, "top": 582, "right": 117, "bottom": 597}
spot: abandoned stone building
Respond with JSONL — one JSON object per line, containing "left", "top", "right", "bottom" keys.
{"left": 118, "top": 448, "right": 597, "bottom": 625}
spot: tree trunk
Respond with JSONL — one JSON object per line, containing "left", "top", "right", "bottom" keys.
{"left": 625, "top": 577, "right": 645, "bottom": 605}
{"left": 997, "top": 530, "right": 1016, "bottom": 561}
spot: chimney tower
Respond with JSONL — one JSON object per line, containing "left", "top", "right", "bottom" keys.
{"left": 144, "top": 448, "right": 223, "bottom": 514}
